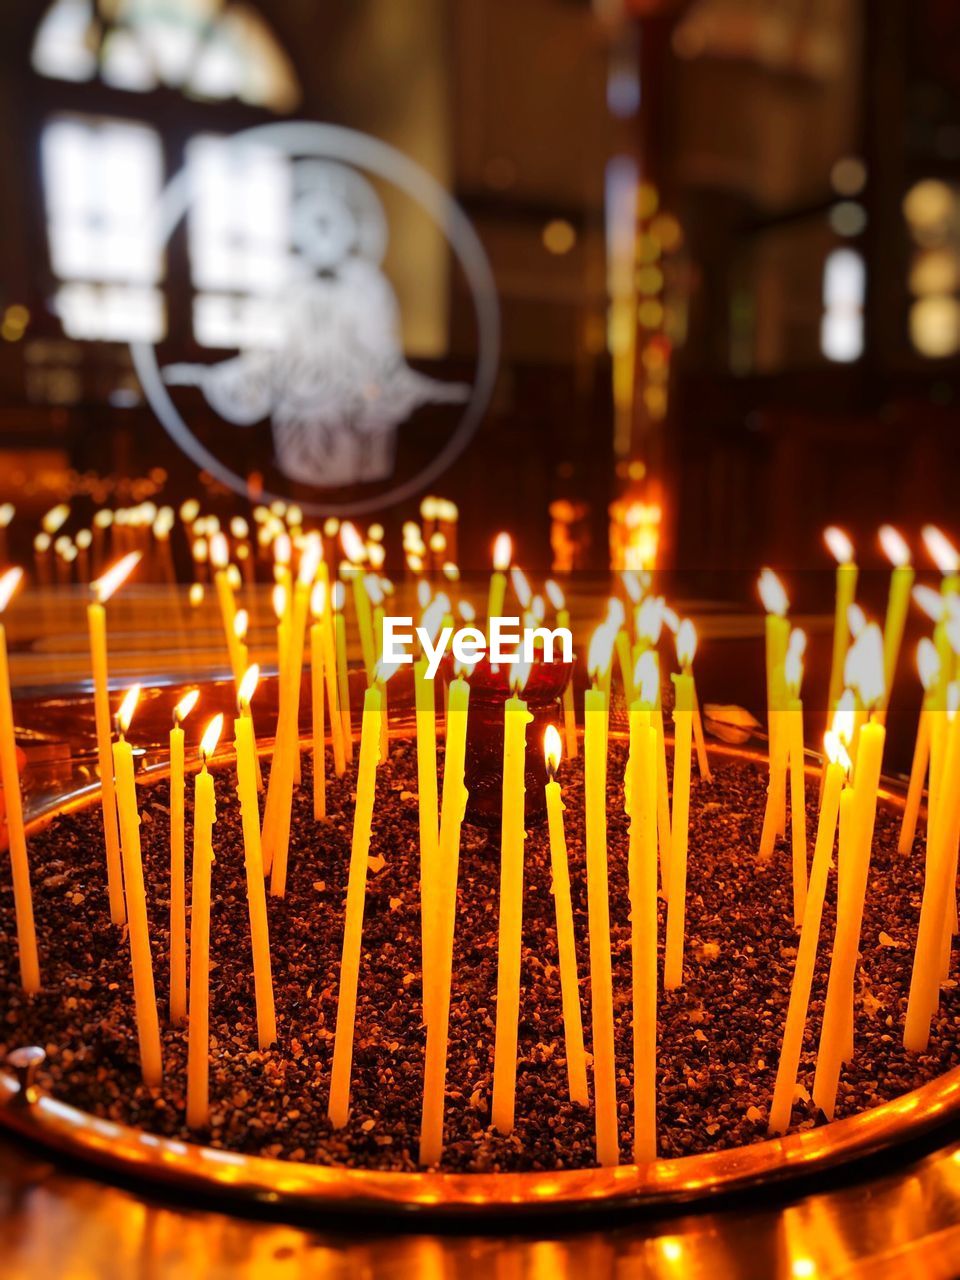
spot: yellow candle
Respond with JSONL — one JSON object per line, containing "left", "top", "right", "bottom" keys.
{"left": 824, "top": 529, "right": 857, "bottom": 714}
{"left": 351, "top": 570, "right": 376, "bottom": 681}
{"left": 759, "top": 568, "right": 790, "bottom": 836}
{"left": 813, "top": 716, "right": 884, "bottom": 1118}
{"left": 545, "top": 586, "right": 578, "bottom": 760}
{"left": 187, "top": 714, "right": 223, "bottom": 1129}
{"left": 677, "top": 615, "right": 711, "bottom": 780}
{"left": 904, "top": 687, "right": 960, "bottom": 1051}
{"left": 492, "top": 669, "right": 533, "bottom": 1135}
{"left": 0, "top": 571, "right": 39, "bottom": 993}
{"left": 310, "top": 609, "right": 326, "bottom": 821}
{"left": 415, "top": 657, "right": 439, "bottom": 990}
{"left": 234, "top": 669, "right": 277, "bottom": 1050}
{"left": 899, "top": 640, "right": 940, "bottom": 854}
{"left": 769, "top": 743, "right": 847, "bottom": 1134}
{"left": 334, "top": 585, "right": 354, "bottom": 763}
{"left": 627, "top": 692, "right": 658, "bottom": 1160}
{"left": 690, "top": 675, "right": 712, "bottom": 782}
{"left": 486, "top": 532, "right": 512, "bottom": 631}
{"left": 879, "top": 527, "right": 914, "bottom": 715}
{"left": 373, "top": 600, "right": 390, "bottom": 761}
{"left": 664, "top": 670, "right": 693, "bottom": 990}
{"left": 319, "top": 570, "right": 345, "bottom": 777}
{"left": 419, "top": 674, "right": 470, "bottom": 1166}
{"left": 787, "top": 694, "right": 807, "bottom": 927}
{"left": 328, "top": 684, "right": 383, "bottom": 1128}
{"left": 88, "top": 553, "right": 142, "bottom": 924}
{"left": 584, "top": 625, "right": 619, "bottom": 1166}
{"left": 169, "top": 689, "right": 199, "bottom": 1024}
{"left": 112, "top": 687, "right": 162, "bottom": 1086}
{"left": 543, "top": 727, "right": 588, "bottom": 1105}
{"left": 211, "top": 533, "right": 244, "bottom": 684}
{"left": 615, "top": 627, "right": 635, "bottom": 703}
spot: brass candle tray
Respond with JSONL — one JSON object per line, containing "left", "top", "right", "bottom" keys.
{"left": 1, "top": 743, "right": 956, "bottom": 1221}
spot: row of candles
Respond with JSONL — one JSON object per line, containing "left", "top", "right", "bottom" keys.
{"left": 0, "top": 510, "right": 959, "bottom": 1166}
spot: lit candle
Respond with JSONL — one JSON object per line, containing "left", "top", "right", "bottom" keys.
{"left": 768, "top": 731, "right": 849, "bottom": 1135}
{"left": 333, "top": 582, "right": 354, "bottom": 763}
{"left": 310, "top": 582, "right": 329, "bottom": 821}
{"left": 169, "top": 687, "right": 199, "bottom": 1024}
{"left": 414, "top": 655, "right": 439, "bottom": 990}
{"left": 824, "top": 527, "right": 858, "bottom": 715}
{"left": 369, "top": 577, "right": 390, "bottom": 761}
{"left": 88, "top": 552, "right": 141, "bottom": 924}
{"left": 813, "top": 628, "right": 885, "bottom": 1118}
{"left": 878, "top": 526, "right": 915, "bottom": 716}
{"left": 210, "top": 532, "right": 245, "bottom": 685}
{"left": 492, "top": 660, "right": 534, "bottom": 1135}
{"left": 785, "top": 631, "right": 808, "bottom": 927}
{"left": 328, "top": 678, "right": 384, "bottom": 1128}
{"left": 419, "top": 668, "right": 471, "bottom": 1166}
{"left": 584, "top": 623, "right": 619, "bottom": 1166}
{"left": 664, "top": 628, "right": 694, "bottom": 991}
{"left": 112, "top": 686, "right": 163, "bottom": 1087}
{"left": 634, "top": 599, "right": 672, "bottom": 885}
{"left": 923, "top": 525, "right": 960, "bottom": 690}
{"left": 341, "top": 523, "right": 376, "bottom": 680}
{"left": 486, "top": 532, "right": 512, "bottom": 631}
{"left": 677, "top": 618, "right": 711, "bottom": 782}
{"left": 0, "top": 569, "right": 39, "bottom": 993}
{"left": 546, "top": 580, "right": 578, "bottom": 759}
{"left": 758, "top": 568, "right": 790, "bottom": 836}
{"left": 234, "top": 667, "right": 277, "bottom": 1050}
{"left": 187, "top": 713, "right": 223, "bottom": 1130}
{"left": 316, "top": 564, "right": 345, "bottom": 778}
{"left": 541, "top": 726, "right": 588, "bottom": 1105}
{"left": 899, "top": 640, "right": 940, "bottom": 854}
{"left": 627, "top": 657, "right": 659, "bottom": 1159}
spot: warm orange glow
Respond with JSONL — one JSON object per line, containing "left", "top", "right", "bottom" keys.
{"left": 492, "top": 532, "right": 512, "bottom": 573}
{"left": 116, "top": 685, "right": 141, "bottom": 735}
{"left": 823, "top": 730, "right": 851, "bottom": 773}
{"left": 272, "top": 583, "right": 286, "bottom": 620}
{"left": 922, "top": 524, "right": 960, "bottom": 574}
{"left": 310, "top": 581, "right": 326, "bottom": 618}
{"left": 428, "top": 532, "right": 446, "bottom": 555}
{"left": 273, "top": 531, "right": 292, "bottom": 566}
{"left": 635, "top": 596, "right": 664, "bottom": 645}
{"left": 633, "top": 650, "right": 659, "bottom": 706}
{"left": 340, "top": 522, "right": 366, "bottom": 565}
{"left": 33, "top": 532, "right": 50, "bottom": 553}
{"left": 209, "top": 531, "right": 229, "bottom": 569}
{"left": 233, "top": 609, "right": 248, "bottom": 641}
{"left": 918, "top": 638, "right": 941, "bottom": 691}
{"left": 912, "top": 584, "right": 946, "bottom": 622}
{"left": 298, "top": 540, "right": 322, "bottom": 586}
{"left": 191, "top": 538, "right": 208, "bottom": 564}
{"left": 200, "top": 714, "right": 224, "bottom": 760}
{"left": 92, "top": 552, "right": 141, "bottom": 604}
{"left": 879, "top": 525, "right": 911, "bottom": 568}
{"left": 442, "top": 561, "right": 459, "bottom": 582}
{"left": 510, "top": 566, "right": 531, "bottom": 608}
{"left": 188, "top": 583, "right": 204, "bottom": 607}
{"left": 0, "top": 566, "right": 23, "bottom": 614}
{"left": 543, "top": 724, "right": 562, "bottom": 776}
{"left": 0, "top": 504, "right": 15, "bottom": 529}
{"left": 545, "top": 579, "right": 565, "bottom": 611}
{"left": 510, "top": 656, "right": 532, "bottom": 693}
{"left": 237, "top": 665, "right": 259, "bottom": 709}
{"left": 676, "top": 618, "right": 697, "bottom": 667}
{"left": 174, "top": 688, "right": 200, "bottom": 724}
{"left": 179, "top": 499, "right": 200, "bottom": 523}
{"left": 587, "top": 622, "right": 616, "bottom": 680}
{"left": 42, "top": 503, "right": 70, "bottom": 536}
{"left": 758, "top": 568, "right": 789, "bottom": 617}
{"left": 824, "top": 526, "right": 855, "bottom": 565}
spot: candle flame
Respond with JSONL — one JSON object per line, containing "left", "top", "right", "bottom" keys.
{"left": 510, "top": 566, "right": 532, "bottom": 609}
{"left": 92, "top": 551, "right": 141, "bottom": 604}
{"left": 0, "top": 566, "right": 23, "bottom": 614}
{"left": 543, "top": 723, "right": 562, "bottom": 776}
{"left": 459, "top": 599, "right": 476, "bottom": 623}
{"left": 788, "top": 627, "right": 807, "bottom": 661}
{"left": 200, "top": 713, "right": 224, "bottom": 761}
{"left": 879, "top": 524, "right": 911, "bottom": 568}
{"left": 758, "top": 568, "right": 788, "bottom": 617}
{"left": 676, "top": 618, "right": 697, "bottom": 667}
{"left": 661, "top": 604, "right": 680, "bottom": 634}
{"left": 340, "top": 521, "right": 366, "bottom": 565}
{"left": 189, "top": 582, "right": 204, "bottom": 607}
{"left": 844, "top": 622, "right": 885, "bottom": 709}
{"left": 231, "top": 610, "right": 248, "bottom": 642}
{"left": 635, "top": 596, "right": 664, "bottom": 646}
{"left": 428, "top": 531, "right": 447, "bottom": 554}
{"left": 948, "top": 615, "right": 960, "bottom": 657}
{"left": 784, "top": 646, "right": 803, "bottom": 696}
{"left": 823, "top": 526, "right": 855, "bottom": 565}
{"left": 847, "top": 602, "right": 866, "bottom": 638}
{"left": 273, "top": 531, "right": 291, "bottom": 567}
{"left": 406, "top": 554, "right": 424, "bottom": 574}
{"left": 922, "top": 525, "right": 960, "bottom": 574}
{"left": 33, "top": 532, "right": 50, "bottom": 553}
{"left": 587, "top": 622, "right": 616, "bottom": 680}
{"left": 93, "top": 508, "right": 114, "bottom": 529}
{"left": 116, "top": 684, "right": 141, "bottom": 735}
{"left": 332, "top": 581, "right": 345, "bottom": 611}
{"left": 364, "top": 574, "right": 384, "bottom": 607}
{"left": 191, "top": 538, "right": 208, "bottom": 564}
{"left": 917, "top": 637, "right": 941, "bottom": 691}
{"left": 530, "top": 594, "right": 545, "bottom": 623}
{"left": 950, "top": 682, "right": 960, "bottom": 720}
{"left": 417, "top": 579, "right": 432, "bottom": 610}
{"left": 373, "top": 658, "right": 402, "bottom": 685}
{"left": 174, "top": 688, "right": 200, "bottom": 724}
{"left": 179, "top": 499, "right": 200, "bottom": 523}
{"left": 310, "top": 580, "right": 327, "bottom": 618}
{"left": 297, "top": 540, "right": 322, "bottom": 587}
{"left": 621, "top": 570, "right": 644, "bottom": 604}
{"left": 492, "top": 532, "right": 512, "bottom": 572}
{"left": 510, "top": 656, "right": 532, "bottom": 693}
{"left": 833, "top": 691, "right": 856, "bottom": 745}
{"left": 823, "top": 730, "right": 851, "bottom": 773}
{"left": 633, "top": 649, "right": 660, "bottom": 706}
{"left": 0, "top": 503, "right": 15, "bottom": 528}
{"left": 230, "top": 516, "right": 249, "bottom": 540}
{"left": 42, "top": 503, "right": 70, "bottom": 536}
{"left": 209, "top": 531, "right": 229, "bottom": 569}
{"left": 545, "top": 579, "right": 565, "bottom": 611}
{"left": 237, "top": 664, "right": 259, "bottom": 708}
{"left": 912, "top": 584, "right": 946, "bottom": 623}
{"left": 272, "top": 583, "right": 286, "bottom": 620}
{"left": 420, "top": 596, "right": 449, "bottom": 644}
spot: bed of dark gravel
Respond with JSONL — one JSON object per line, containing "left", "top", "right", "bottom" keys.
{"left": 0, "top": 736, "right": 956, "bottom": 1172}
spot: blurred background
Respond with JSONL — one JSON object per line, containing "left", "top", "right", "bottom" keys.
{"left": 0, "top": 0, "right": 957, "bottom": 587}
